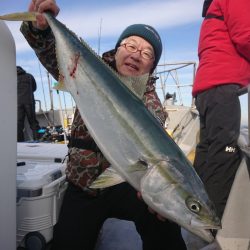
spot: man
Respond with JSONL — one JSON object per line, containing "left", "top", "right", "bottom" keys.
{"left": 193, "top": 0, "right": 250, "bottom": 221}
{"left": 17, "top": 66, "right": 40, "bottom": 141}
{"left": 21, "top": 1, "right": 187, "bottom": 249}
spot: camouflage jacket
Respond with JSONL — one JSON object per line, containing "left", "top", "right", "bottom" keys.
{"left": 20, "top": 21, "right": 167, "bottom": 195}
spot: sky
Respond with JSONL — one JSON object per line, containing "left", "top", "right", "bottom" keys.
{"left": 0, "top": 0, "right": 248, "bottom": 125}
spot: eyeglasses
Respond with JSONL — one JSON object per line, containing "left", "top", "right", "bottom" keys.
{"left": 120, "top": 42, "right": 155, "bottom": 60}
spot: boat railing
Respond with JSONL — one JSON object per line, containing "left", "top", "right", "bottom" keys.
{"left": 238, "top": 85, "right": 250, "bottom": 147}
{"left": 35, "top": 99, "right": 43, "bottom": 113}
{"left": 238, "top": 85, "right": 249, "bottom": 96}
{"left": 155, "top": 61, "right": 196, "bottom": 107}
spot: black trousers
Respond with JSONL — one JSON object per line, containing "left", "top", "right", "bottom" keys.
{"left": 51, "top": 182, "right": 186, "bottom": 250}
{"left": 17, "top": 103, "right": 40, "bottom": 142}
{"left": 194, "top": 84, "right": 242, "bottom": 219}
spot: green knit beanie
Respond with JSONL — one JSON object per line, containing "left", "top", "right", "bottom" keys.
{"left": 115, "top": 24, "right": 162, "bottom": 71}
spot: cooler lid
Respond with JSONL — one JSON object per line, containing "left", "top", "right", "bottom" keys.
{"left": 17, "top": 142, "right": 68, "bottom": 162}
{"left": 16, "top": 161, "right": 65, "bottom": 190}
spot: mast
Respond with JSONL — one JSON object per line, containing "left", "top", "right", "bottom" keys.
{"left": 97, "top": 18, "right": 102, "bottom": 55}
{"left": 38, "top": 62, "right": 48, "bottom": 111}
{"left": 156, "top": 61, "right": 196, "bottom": 107}
{"left": 47, "top": 71, "right": 54, "bottom": 111}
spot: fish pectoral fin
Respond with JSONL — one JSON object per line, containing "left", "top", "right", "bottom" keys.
{"left": 0, "top": 12, "right": 38, "bottom": 22}
{"left": 127, "top": 158, "right": 149, "bottom": 172}
{"left": 89, "top": 166, "right": 125, "bottom": 189}
{"left": 140, "top": 158, "right": 181, "bottom": 195}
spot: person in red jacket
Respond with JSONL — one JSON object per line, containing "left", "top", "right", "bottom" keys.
{"left": 193, "top": 0, "right": 250, "bottom": 221}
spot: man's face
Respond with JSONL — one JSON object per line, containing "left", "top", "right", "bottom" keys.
{"left": 115, "top": 36, "right": 155, "bottom": 77}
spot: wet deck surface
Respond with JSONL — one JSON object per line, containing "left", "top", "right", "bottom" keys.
{"left": 96, "top": 218, "right": 142, "bottom": 250}
{"left": 17, "top": 218, "right": 142, "bottom": 250}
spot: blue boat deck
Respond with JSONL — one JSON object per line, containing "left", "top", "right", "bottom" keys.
{"left": 95, "top": 218, "right": 142, "bottom": 250}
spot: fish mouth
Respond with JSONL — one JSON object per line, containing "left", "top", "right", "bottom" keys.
{"left": 188, "top": 219, "right": 221, "bottom": 242}
{"left": 186, "top": 228, "right": 215, "bottom": 243}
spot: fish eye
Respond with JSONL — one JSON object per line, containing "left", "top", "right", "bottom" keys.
{"left": 186, "top": 197, "right": 201, "bottom": 214}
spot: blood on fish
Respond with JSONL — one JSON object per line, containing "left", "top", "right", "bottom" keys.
{"left": 69, "top": 52, "right": 80, "bottom": 78}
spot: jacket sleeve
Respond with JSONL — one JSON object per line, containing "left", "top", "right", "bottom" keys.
{"left": 20, "top": 21, "right": 59, "bottom": 80}
{"left": 143, "top": 88, "right": 167, "bottom": 127}
{"left": 224, "top": 0, "right": 250, "bottom": 61}
{"left": 30, "top": 75, "right": 37, "bottom": 92}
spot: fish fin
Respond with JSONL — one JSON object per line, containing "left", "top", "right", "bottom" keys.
{"left": 0, "top": 12, "right": 38, "bottom": 22}
{"left": 53, "top": 77, "right": 69, "bottom": 92}
{"left": 89, "top": 167, "right": 125, "bottom": 189}
{"left": 90, "top": 158, "right": 149, "bottom": 189}
{"left": 120, "top": 74, "right": 149, "bottom": 100}
{"left": 127, "top": 158, "right": 149, "bottom": 172}
{"left": 141, "top": 157, "right": 202, "bottom": 197}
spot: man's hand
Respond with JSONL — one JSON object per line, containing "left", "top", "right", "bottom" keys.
{"left": 137, "top": 192, "right": 166, "bottom": 222}
{"left": 29, "top": 0, "right": 60, "bottom": 30}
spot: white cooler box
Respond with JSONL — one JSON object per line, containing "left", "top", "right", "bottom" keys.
{"left": 16, "top": 143, "right": 68, "bottom": 249}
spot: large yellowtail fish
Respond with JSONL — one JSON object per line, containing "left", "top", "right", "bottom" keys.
{"left": 0, "top": 12, "right": 221, "bottom": 242}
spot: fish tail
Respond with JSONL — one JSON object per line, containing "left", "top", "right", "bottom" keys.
{"left": 0, "top": 12, "right": 38, "bottom": 22}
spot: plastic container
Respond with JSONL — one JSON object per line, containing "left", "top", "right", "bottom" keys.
{"left": 16, "top": 143, "right": 68, "bottom": 249}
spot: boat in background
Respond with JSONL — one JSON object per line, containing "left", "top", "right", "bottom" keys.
{"left": 157, "top": 62, "right": 199, "bottom": 164}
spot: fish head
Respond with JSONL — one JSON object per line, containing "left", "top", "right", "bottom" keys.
{"left": 140, "top": 158, "right": 221, "bottom": 242}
